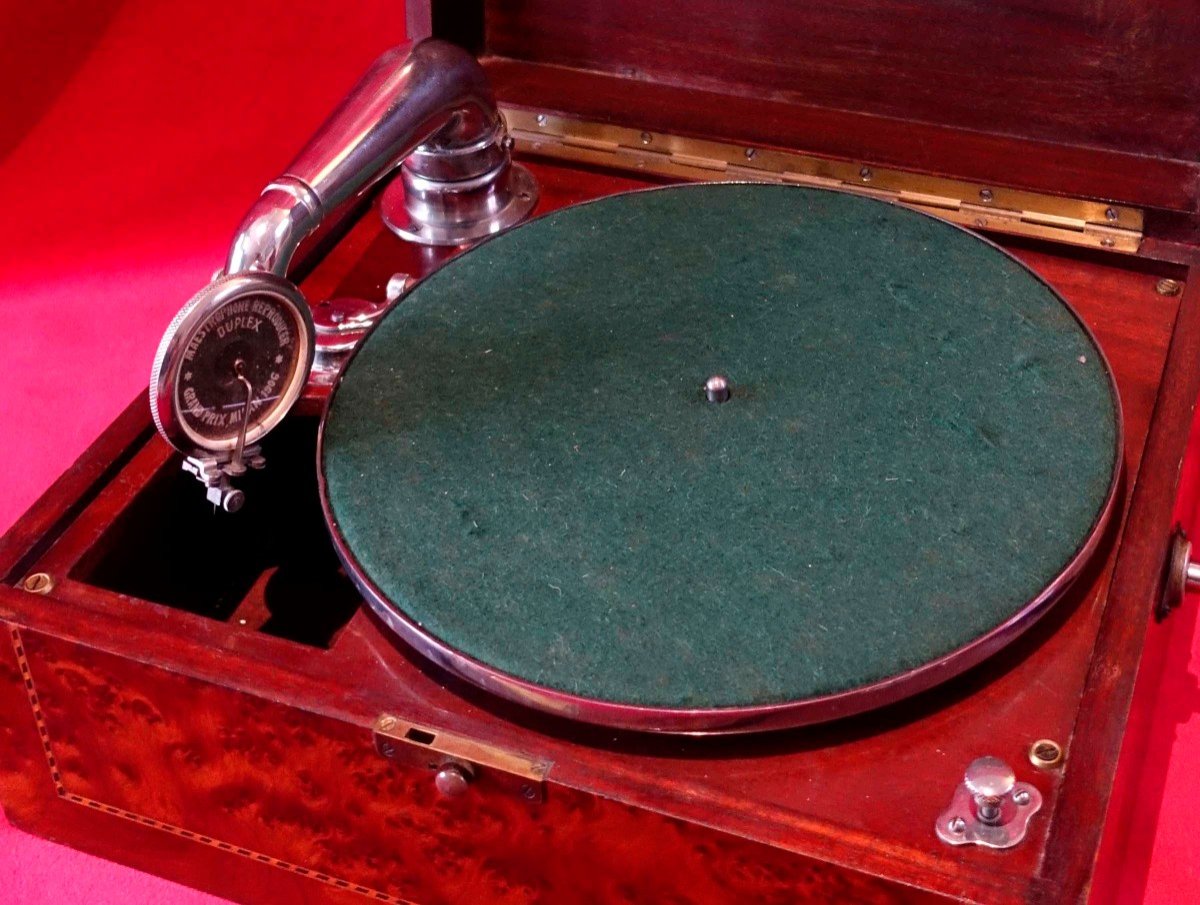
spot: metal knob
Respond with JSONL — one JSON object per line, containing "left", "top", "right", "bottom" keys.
{"left": 937, "top": 754, "right": 1042, "bottom": 848}
{"left": 1159, "top": 527, "right": 1200, "bottom": 620}
{"left": 434, "top": 762, "right": 472, "bottom": 798}
{"left": 963, "top": 756, "right": 1014, "bottom": 825}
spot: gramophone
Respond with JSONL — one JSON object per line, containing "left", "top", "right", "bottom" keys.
{"left": 3, "top": 3, "right": 1200, "bottom": 902}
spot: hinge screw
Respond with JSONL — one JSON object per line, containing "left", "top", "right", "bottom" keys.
{"left": 979, "top": 188, "right": 994, "bottom": 203}
{"left": 1156, "top": 278, "right": 1183, "bottom": 297}
{"left": 744, "top": 147, "right": 757, "bottom": 160}
{"left": 377, "top": 715, "right": 397, "bottom": 732}
{"left": 1105, "top": 207, "right": 1119, "bottom": 222}
{"left": 20, "top": 573, "right": 53, "bottom": 594}
{"left": 535, "top": 114, "right": 547, "bottom": 126}
{"left": 859, "top": 166, "right": 873, "bottom": 182}
{"left": 640, "top": 131, "right": 652, "bottom": 145}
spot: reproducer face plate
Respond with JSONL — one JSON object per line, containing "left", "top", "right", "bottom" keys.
{"left": 150, "top": 272, "right": 315, "bottom": 459}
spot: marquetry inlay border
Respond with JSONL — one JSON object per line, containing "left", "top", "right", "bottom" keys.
{"left": 8, "top": 625, "right": 411, "bottom": 904}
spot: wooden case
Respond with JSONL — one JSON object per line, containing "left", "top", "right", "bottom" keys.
{"left": 4, "top": 3, "right": 1200, "bottom": 902}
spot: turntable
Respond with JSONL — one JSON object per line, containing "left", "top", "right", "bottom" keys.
{"left": 3, "top": 4, "right": 1200, "bottom": 903}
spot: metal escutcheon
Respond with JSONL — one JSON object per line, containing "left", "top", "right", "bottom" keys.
{"left": 372, "top": 714, "right": 550, "bottom": 805}
{"left": 936, "top": 756, "right": 1043, "bottom": 849}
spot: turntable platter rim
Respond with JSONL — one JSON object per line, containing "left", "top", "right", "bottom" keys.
{"left": 320, "top": 484, "right": 1119, "bottom": 734}
{"left": 316, "top": 181, "right": 1123, "bottom": 735}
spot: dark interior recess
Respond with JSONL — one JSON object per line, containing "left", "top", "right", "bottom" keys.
{"left": 74, "top": 418, "right": 360, "bottom": 648}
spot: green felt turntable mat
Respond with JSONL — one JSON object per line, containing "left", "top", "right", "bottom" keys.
{"left": 321, "top": 183, "right": 1119, "bottom": 710}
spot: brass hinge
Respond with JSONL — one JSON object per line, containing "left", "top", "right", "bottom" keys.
{"left": 372, "top": 714, "right": 553, "bottom": 803}
{"left": 502, "top": 107, "right": 1143, "bottom": 255}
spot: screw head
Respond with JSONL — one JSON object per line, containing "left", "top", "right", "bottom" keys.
{"left": 1013, "top": 789, "right": 1032, "bottom": 806}
{"left": 979, "top": 188, "right": 994, "bottom": 203}
{"left": 1105, "top": 207, "right": 1119, "bottom": 222}
{"left": 704, "top": 374, "right": 731, "bottom": 404}
{"left": 1156, "top": 278, "right": 1183, "bottom": 297}
{"left": 377, "top": 715, "right": 397, "bottom": 732}
{"left": 1029, "top": 739, "right": 1064, "bottom": 768}
{"left": 535, "top": 114, "right": 547, "bottom": 126}
{"left": 435, "top": 763, "right": 471, "bottom": 798}
{"left": 640, "top": 131, "right": 653, "bottom": 145}
{"left": 386, "top": 273, "right": 414, "bottom": 303}
{"left": 964, "top": 756, "right": 1015, "bottom": 800}
{"left": 859, "top": 166, "right": 873, "bottom": 182}
{"left": 948, "top": 816, "right": 967, "bottom": 834}
{"left": 744, "top": 147, "right": 757, "bottom": 160}
{"left": 1100, "top": 238, "right": 1116, "bottom": 248}
{"left": 20, "top": 572, "right": 53, "bottom": 594}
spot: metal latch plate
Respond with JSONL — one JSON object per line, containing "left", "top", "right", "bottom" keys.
{"left": 372, "top": 714, "right": 553, "bottom": 803}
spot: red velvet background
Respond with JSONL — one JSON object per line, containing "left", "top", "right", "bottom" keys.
{"left": 0, "top": 2, "right": 1196, "bottom": 901}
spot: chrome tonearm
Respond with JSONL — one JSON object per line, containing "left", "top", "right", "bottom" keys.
{"left": 153, "top": 40, "right": 537, "bottom": 512}
{"left": 227, "top": 38, "right": 537, "bottom": 276}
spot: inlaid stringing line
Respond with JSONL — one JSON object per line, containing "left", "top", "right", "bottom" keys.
{"left": 7, "top": 625, "right": 410, "bottom": 904}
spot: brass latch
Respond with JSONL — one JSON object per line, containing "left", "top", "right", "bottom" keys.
{"left": 372, "top": 714, "right": 553, "bottom": 803}
{"left": 503, "top": 107, "right": 1143, "bottom": 255}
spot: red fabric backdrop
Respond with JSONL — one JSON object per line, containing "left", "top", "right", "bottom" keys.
{"left": 0, "top": 2, "right": 1196, "bottom": 901}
